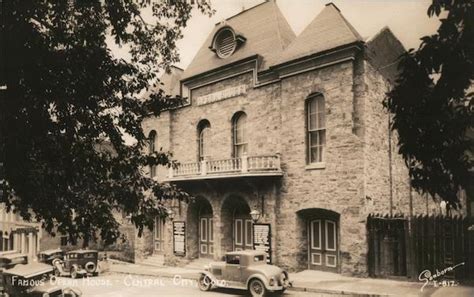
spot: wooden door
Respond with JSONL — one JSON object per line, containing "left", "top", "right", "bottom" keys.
{"left": 308, "top": 219, "right": 338, "bottom": 271}
{"left": 199, "top": 217, "right": 214, "bottom": 258}
{"left": 154, "top": 217, "right": 165, "bottom": 253}
{"left": 234, "top": 218, "right": 253, "bottom": 251}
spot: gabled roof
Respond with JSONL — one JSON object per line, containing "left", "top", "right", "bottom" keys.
{"left": 182, "top": 0, "right": 295, "bottom": 80}
{"left": 274, "top": 3, "right": 363, "bottom": 66}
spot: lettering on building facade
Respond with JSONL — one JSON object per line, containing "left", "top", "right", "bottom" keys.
{"left": 194, "top": 84, "right": 247, "bottom": 106}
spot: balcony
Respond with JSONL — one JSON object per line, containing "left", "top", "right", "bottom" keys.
{"left": 166, "top": 154, "right": 282, "bottom": 182}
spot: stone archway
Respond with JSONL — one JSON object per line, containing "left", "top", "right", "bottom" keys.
{"left": 187, "top": 196, "right": 214, "bottom": 259}
{"left": 221, "top": 195, "right": 252, "bottom": 253}
{"left": 296, "top": 208, "right": 340, "bottom": 272}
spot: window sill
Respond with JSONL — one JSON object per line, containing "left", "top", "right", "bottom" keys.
{"left": 305, "top": 162, "right": 326, "bottom": 170}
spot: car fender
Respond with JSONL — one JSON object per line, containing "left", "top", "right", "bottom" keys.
{"left": 246, "top": 273, "right": 270, "bottom": 290}
{"left": 199, "top": 271, "right": 220, "bottom": 288}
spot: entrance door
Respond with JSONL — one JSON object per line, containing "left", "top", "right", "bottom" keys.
{"left": 234, "top": 218, "right": 253, "bottom": 251}
{"left": 154, "top": 217, "right": 165, "bottom": 253}
{"left": 199, "top": 217, "right": 214, "bottom": 258}
{"left": 308, "top": 219, "right": 338, "bottom": 271}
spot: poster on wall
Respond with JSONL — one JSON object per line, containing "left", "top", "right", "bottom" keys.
{"left": 173, "top": 221, "right": 186, "bottom": 256}
{"left": 253, "top": 223, "right": 272, "bottom": 264}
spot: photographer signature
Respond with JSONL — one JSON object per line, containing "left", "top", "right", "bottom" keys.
{"left": 418, "top": 262, "right": 464, "bottom": 292}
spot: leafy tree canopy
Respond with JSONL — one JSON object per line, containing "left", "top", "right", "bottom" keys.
{"left": 385, "top": 0, "right": 473, "bottom": 208}
{"left": 0, "top": 0, "right": 213, "bottom": 245}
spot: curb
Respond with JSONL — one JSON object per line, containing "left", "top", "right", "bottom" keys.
{"left": 108, "top": 267, "right": 388, "bottom": 296}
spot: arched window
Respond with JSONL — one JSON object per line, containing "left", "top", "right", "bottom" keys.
{"left": 232, "top": 112, "right": 248, "bottom": 158}
{"left": 307, "top": 94, "right": 326, "bottom": 164}
{"left": 197, "top": 120, "right": 211, "bottom": 161}
{"left": 148, "top": 130, "right": 157, "bottom": 178}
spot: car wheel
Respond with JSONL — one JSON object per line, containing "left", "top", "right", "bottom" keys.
{"left": 71, "top": 267, "right": 78, "bottom": 279}
{"left": 198, "top": 274, "right": 212, "bottom": 291}
{"left": 249, "top": 279, "right": 267, "bottom": 297}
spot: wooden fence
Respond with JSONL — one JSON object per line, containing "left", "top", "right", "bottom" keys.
{"left": 367, "top": 214, "right": 474, "bottom": 280}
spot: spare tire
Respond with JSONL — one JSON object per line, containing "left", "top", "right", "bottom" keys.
{"left": 85, "top": 261, "right": 96, "bottom": 273}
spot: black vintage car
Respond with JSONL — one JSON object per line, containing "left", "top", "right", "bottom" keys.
{"left": 0, "top": 251, "right": 81, "bottom": 297}
{"left": 38, "top": 249, "right": 65, "bottom": 266}
{"left": 53, "top": 249, "right": 99, "bottom": 278}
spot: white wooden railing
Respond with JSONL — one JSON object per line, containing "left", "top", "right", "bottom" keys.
{"left": 168, "top": 154, "right": 281, "bottom": 179}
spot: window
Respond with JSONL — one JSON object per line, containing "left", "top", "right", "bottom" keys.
{"left": 232, "top": 112, "right": 247, "bottom": 158}
{"left": 197, "top": 120, "right": 211, "bottom": 161}
{"left": 226, "top": 255, "right": 240, "bottom": 265}
{"left": 60, "top": 235, "right": 68, "bottom": 246}
{"left": 307, "top": 94, "right": 326, "bottom": 163}
{"left": 148, "top": 130, "right": 157, "bottom": 178}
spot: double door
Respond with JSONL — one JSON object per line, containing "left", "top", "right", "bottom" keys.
{"left": 199, "top": 216, "right": 214, "bottom": 257}
{"left": 308, "top": 219, "right": 338, "bottom": 271}
{"left": 234, "top": 218, "right": 253, "bottom": 251}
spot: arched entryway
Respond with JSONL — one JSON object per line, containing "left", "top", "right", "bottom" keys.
{"left": 297, "top": 208, "right": 340, "bottom": 272}
{"left": 221, "top": 195, "right": 252, "bottom": 252}
{"left": 187, "top": 196, "right": 214, "bottom": 259}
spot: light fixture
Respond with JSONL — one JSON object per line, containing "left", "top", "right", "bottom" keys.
{"left": 166, "top": 208, "right": 175, "bottom": 221}
{"left": 250, "top": 209, "right": 261, "bottom": 223}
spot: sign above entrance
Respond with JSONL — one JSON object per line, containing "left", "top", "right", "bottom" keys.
{"left": 195, "top": 84, "right": 247, "bottom": 106}
{"left": 173, "top": 221, "right": 186, "bottom": 256}
{"left": 253, "top": 223, "right": 272, "bottom": 264}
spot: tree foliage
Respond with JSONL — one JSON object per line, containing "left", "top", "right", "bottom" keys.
{"left": 385, "top": 0, "right": 473, "bottom": 208}
{"left": 0, "top": 0, "right": 213, "bottom": 245}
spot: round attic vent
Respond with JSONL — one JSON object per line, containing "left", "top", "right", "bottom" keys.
{"left": 215, "top": 29, "right": 236, "bottom": 58}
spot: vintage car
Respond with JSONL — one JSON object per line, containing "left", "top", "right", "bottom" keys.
{"left": 198, "top": 250, "right": 292, "bottom": 297}
{"left": 38, "top": 249, "right": 65, "bottom": 266}
{"left": 0, "top": 251, "right": 82, "bottom": 296}
{"left": 53, "top": 249, "right": 99, "bottom": 278}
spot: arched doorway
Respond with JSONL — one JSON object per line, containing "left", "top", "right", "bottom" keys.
{"left": 221, "top": 195, "right": 252, "bottom": 252}
{"left": 187, "top": 197, "right": 214, "bottom": 259}
{"left": 297, "top": 208, "right": 340, "bottom": 272}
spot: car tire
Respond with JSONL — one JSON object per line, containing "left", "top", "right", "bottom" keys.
{"left": 71, "top": 267, "right": 78, "bottom": 279}
{"left": 197, "top": 274, "right": 212, "bottom": 291}
{"left": 249, "top": 279, "right": 267, "bottom": 297}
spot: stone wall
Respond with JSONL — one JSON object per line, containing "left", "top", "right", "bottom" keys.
{"left": 276, "top": 60, "right": 367, "bottom": 275}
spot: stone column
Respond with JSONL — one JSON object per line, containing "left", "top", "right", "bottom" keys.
{"left": 20, "top": 233, "right": 26, "bottom": 254}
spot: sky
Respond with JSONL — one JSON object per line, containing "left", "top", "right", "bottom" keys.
{"left": 170, "top": 0, "right": 440, "bottom": 69}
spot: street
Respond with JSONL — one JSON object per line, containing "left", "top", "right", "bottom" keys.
{"left": 51, "top": 273, "right": 345, "bottom": 297}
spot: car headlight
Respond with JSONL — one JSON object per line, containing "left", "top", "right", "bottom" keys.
{"left": 269, "top": 277, "right": 275, "bottom": 286}
{"left": 42, "top": 293, "right": 50, "bottom": 297}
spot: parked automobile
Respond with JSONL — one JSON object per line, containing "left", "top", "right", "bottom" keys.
{"left": 38, "top": 249, "right": 65, "bottom": 266}
{"left": 0, "top": 251, "right": 82, "bottom": 296}
{"left": 198, "top": 250, "right": 292, "bottom": 297}
{"left": 53, "top": 249, "right": 99, "bottom": 278}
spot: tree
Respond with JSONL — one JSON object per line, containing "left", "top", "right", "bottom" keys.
{"left": 385, "top": 0, "right": 473, "bottom": 208}
{"left": 0, "top": 0, "right": 213, "bottom": 245}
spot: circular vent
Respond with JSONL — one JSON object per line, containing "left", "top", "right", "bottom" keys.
{"left": 215, "top": 29, "right": 236, "bottom": 58}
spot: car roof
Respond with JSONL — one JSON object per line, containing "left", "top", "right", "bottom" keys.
{"left": 3, "top": 263, "right": 53, "bottom": 277}
{"left": 67, "top": 249, "right": 98, "bottom": 254}
{"left": 0, "top": 252, "right": 27, "bottom": 260}
{"left": 39, "top": 249, "right": 64, "bottom": 255}
{"left": 226, "top": 250, "right": 266, "bottom": 256}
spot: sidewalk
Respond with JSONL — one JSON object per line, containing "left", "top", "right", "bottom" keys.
{"left": 108, "top": 261, "right": 474, "bottom": 296}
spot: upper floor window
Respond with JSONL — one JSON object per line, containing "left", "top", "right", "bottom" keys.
{"left": 232, "top": 112, "right": 247, "bottom": 158}
{"left": 197, "top": 120, "right": 211, "bottom": 161}
{"left": 148, "top": 130, "right": 157, "bottom": 178}
{"left": 307, "top": 94, "right": 326, "bottom": 164}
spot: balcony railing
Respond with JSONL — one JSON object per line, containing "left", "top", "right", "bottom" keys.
{"left": 167, "top": 154, "right": 282, "bottom": 181}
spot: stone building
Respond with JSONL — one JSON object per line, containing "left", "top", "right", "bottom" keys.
{"left": 137, "top": 1, "right": 444, "bottom": 275}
